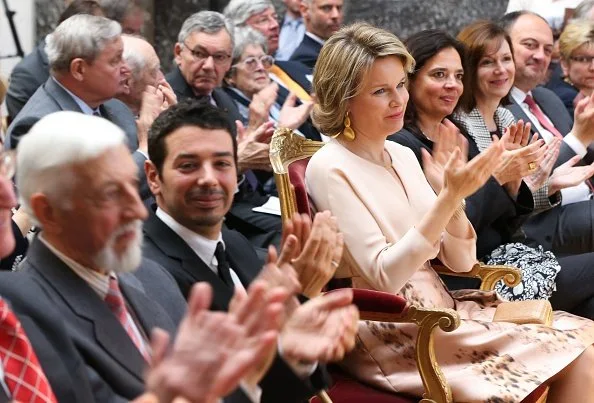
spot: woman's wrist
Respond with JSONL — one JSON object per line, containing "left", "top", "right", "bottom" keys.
{"left": 451, "top": 199, "right": 467, "bottom": 220}
{"left": 439, "top": 188, "right": 464, "bottom": 210}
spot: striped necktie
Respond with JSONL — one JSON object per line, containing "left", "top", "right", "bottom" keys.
{"left": 104, "top": 277, "right": 150, "bottom": 361}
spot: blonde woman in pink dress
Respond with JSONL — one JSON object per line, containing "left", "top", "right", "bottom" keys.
{"left": 306, "top": 22, "right": 594, "bottom": 402}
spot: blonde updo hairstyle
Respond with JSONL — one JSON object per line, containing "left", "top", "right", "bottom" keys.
{"left": 312, "top": 22, "right": 415, "bottom": 137}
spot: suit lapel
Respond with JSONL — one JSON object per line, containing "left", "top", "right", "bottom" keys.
{"left": 25, "top": 240, "right": 146, "bottom": 382}
{"left": 222, "top": 229, "right": 260, "bottom": 287}
{"left": 44, "top": 78, "right": 84, "bottom": 113}
{"left": 143, "top": 211, "right": 234, "bottom": 310}
{"left": 507, "top": 100, "right": 539, "bottom": 135}
{"left": 533, "top": 89, "right": 572, "bottom": 134}
{"left": 166, "top": 66, "right": 196, "bottom": 101}
{"left": 119, "top": 274, "right": 176, "bottom": 336}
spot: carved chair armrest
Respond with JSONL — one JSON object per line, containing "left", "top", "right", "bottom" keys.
{"left": 433, "top": 261, "right": 521, "bottom": 291}
{"left": 328, "top": 288, "right": 460, "bottom": 403}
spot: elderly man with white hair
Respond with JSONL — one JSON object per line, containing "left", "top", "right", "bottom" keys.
{"left": 15, "top": 110, "right": 186, "bottom": 399}
{"left": 6, "top": 14, "right": 153, "bottom": 199}
{"left": 13, "top": 110, "right": 297, "bottom": 403}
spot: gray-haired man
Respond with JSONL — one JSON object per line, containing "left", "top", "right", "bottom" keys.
{"left": 6, "top": 14, "right": 151, "bottom": 199}
{"left": 166, "top": 11, "right": 284, "bottom": 249}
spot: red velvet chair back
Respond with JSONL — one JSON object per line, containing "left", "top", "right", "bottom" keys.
{"left": 288, "top": 157, "right": 312, "bottom": 217}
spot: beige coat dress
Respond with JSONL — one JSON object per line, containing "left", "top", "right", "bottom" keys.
{"left": 306, "top": 139, "right": 594, "bottom": 402}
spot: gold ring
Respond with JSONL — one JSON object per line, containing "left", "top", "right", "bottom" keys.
{"left": 331, "top": 261, "right": 339, "bottom": 268}
{"left": 528, "top": 161, "right": 537, "bottom": 171}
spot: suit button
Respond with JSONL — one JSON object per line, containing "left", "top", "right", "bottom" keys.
{"left": 545, "top": 235, "right": 552, "bottom": 242}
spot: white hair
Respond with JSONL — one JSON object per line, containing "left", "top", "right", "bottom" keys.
{"left": 93, "top": 220, "right": 143, "bottom": 273}
{"left": 231, "top": 27, "right": 268, "bottom": 64}
{"left": 223, "top": 0, "right": 274, "bottom": 26}
{"left": 16, "top": 111, "right": 126, "bottom": 224}
{"left": 46, "top": 14, "right": 122, "bottom": 73}
{"left": 122, "top": 34, "right": 150, "bottom": 80}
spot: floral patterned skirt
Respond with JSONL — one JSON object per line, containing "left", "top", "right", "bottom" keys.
{"left": 340, "top": 289, "right": 594, "bottom": 402}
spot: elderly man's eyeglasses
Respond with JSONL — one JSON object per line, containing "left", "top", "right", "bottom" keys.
{"left": 570, "top": 55, "right": 594, "bottom": 65}
{"left": 0, "top": 151, "right": 16, "bottom": 179}
{"left": 182, "top": 42, "right": 231, "bottom": 65}
{"left": 232, "top": 55, "right": 275, "bottom": 71}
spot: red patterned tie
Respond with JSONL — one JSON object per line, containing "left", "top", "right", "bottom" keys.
{"left": 104, "top": 277, "right": 150, "bottom": 362}
{"left": 0, "top": 298, "right": 57, "bottom": 403}
{"left": 523, "top": 95, "right": 564, "bottom": 139}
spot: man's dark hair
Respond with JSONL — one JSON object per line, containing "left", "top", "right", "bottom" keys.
{"left": 148, "top": 100, "right": 238, "bottom": 175}
{"left": 498, "top": 10, "right": 550, "bottom": 33}
{"left": 58, "top": 0, "right": 104, "bottom": 24}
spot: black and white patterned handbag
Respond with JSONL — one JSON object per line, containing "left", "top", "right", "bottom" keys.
{"left": 485, "top": 243, "right": 561, "bottom": 301}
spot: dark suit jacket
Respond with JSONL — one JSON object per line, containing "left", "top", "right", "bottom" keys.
{"left": 545, "top": 63, "right": 579, "bottom": 117}
{"left": 165, "top": 66, "right": 243, "bottom": 132}
{"left": 390, "top": 127, "right": 534, "bottom": 288}
{"left": 506, "top": 86, "right": 594, "bottom": 250}
{"left": 142, "top": 209, "right": 329, "bottom": 403}
{"left": 6, "top": 40, "right": 50, "bottom": 120}
{"left": 5, "top": 77, "right": 151, "bottom": 200}
{"left": 142, "top": 209, "right": 261, "bottom": 308}
{"left": 20, "top": 238, "right": 186, "bottom": 401}
{"left": 275, "top": 60, "right": 313, "bottom": 94}
{"left": 289, "top": 34, "right": 322, "bottom": 70}
{"left": 0, "top": 273, "right": 100, "bottom": 403}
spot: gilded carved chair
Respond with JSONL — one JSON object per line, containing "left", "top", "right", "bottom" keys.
{"left": 269, "top": 128, "right": 552, "bottom": 403}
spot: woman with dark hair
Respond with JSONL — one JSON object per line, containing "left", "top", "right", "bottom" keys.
{"left": 391, "top": 28, "right": 557, "bottom": 300}
{"left": 391, "top": 27, "right": 594, "bottom": 316}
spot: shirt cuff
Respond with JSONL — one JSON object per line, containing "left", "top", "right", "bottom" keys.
{"left": 560, "top": 184, "right": 591, "bottom": 206}
{"left": 564, "top": 132, "right": 588, "bottom": 158}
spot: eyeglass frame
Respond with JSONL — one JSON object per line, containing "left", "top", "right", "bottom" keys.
{"left": 231, "top": 55, "right": 275, "bottom": 71}
{"left": 181, "top": 41, "right": 232, "bottom": 65}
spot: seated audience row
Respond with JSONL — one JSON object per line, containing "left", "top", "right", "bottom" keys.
{"left": 306, "top": 21, "right": 594, "bottom": 402}
{"left": 1, "top": 106, "right": 359, "bottom": 402}
{"left": 5, "top": 0, "right": 594, "bottom": 401}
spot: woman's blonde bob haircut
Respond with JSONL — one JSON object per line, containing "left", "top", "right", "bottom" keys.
{"left": 312, "top": 22, "right": 415, "bottom": 137}
{"left": 559, "top": 19, "right": 594, "bottom": 61}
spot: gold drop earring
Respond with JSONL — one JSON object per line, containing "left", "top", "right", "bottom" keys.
{"left": 342, "top": 112, "right": 356, "bottom": 141}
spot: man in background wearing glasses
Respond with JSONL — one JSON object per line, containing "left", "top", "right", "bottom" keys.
{"left": 165, "top": 10, "right": 284, "bottom": 249}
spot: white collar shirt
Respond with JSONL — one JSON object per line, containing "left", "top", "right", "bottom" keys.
{"left": 52, "top": 77, "right": 102, "bottom": 116}
{"left": 155, "top": 208, "right": 245, "bottom": 290}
